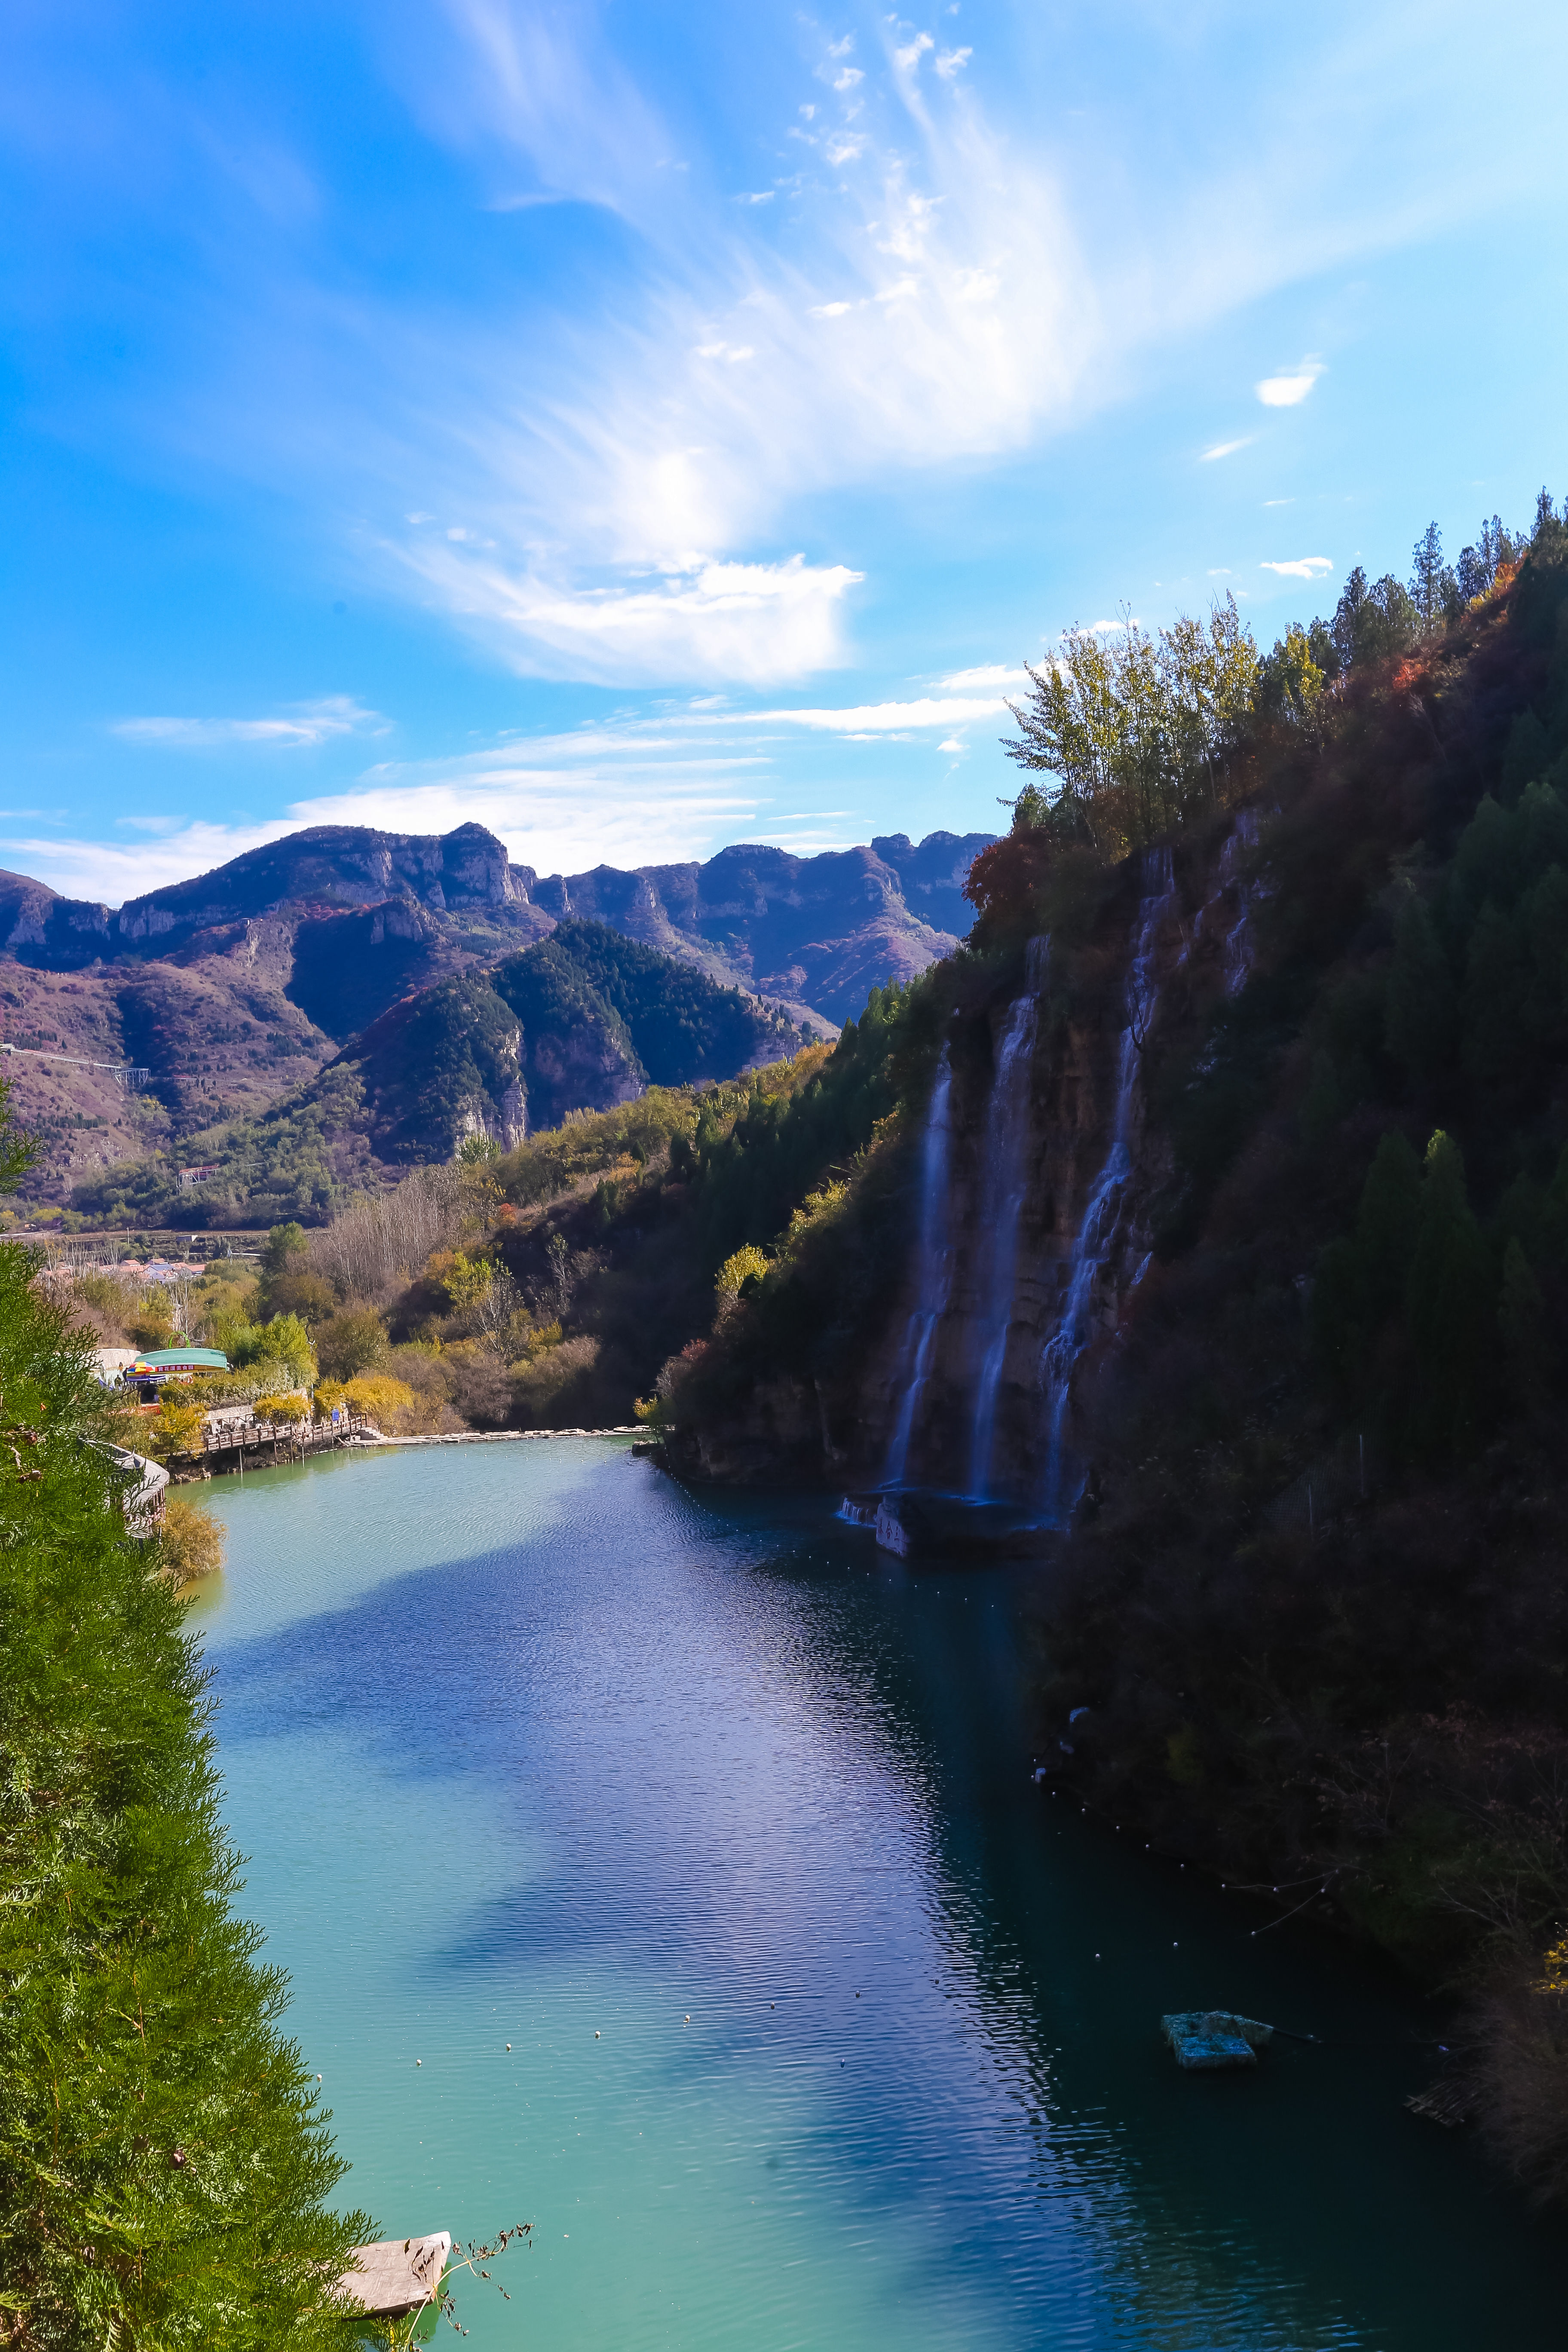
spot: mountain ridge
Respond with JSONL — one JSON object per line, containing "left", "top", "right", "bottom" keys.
{"left": 0, "top": 821, "right": 989, "bottom": 1031}
{"left": 0, "top": 821, "right": 990, "bottom": 1207}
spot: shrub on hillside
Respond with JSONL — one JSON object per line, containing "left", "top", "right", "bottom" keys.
{"left": 315, "top": 1372, "right": 416, "bottom": 1430}
{"left": 143, "top": 1397, "right": 206, "bottom": 1462}
{"left": 67, "top": 1269, "right": 141, "bottom": 1345}
{"left": 315, "top": 1305, "right": 389, "bottom": 1381}
{"left": 511, "top": 1333, "right": 600, "bottom": 1427}
{"left": 254, "top": 1392, "right": 309, "bottom": 1425}
{"left": 228, "top": 1311, "right": 316, "bottom": 1389}
{"left": 158, "top": 1491, "right": 225, "bottom": 1581}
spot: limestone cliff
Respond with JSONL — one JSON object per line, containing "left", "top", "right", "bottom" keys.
{"left": 671, "top": 812, "right": 1261, "bottom": 1502}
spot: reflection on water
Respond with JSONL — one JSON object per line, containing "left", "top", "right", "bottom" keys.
{"left": 191, "top": 1442, "right": 1564, "bottom": 2349}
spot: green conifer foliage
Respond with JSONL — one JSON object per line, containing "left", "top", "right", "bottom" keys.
{"left": 1523, "top": 861, "right": 1568, "bottom": 1016}
{"left": 1499, "top": 709, "right": 1551, "bottom": 804}
{"left": 1354, "top": 1130, "right": 1424, "bottom": 1324}
{"left": 1499, "top": 1234, "right": 1550, "bottom": 1393}
{"left": 1308, "top": 1234, "right": 1364, "bottom": 1403}
{"left": 1518, "top": 780, "right": 1568, "bottom": 876}
{"left": 1460, "top": 900, "right": 1528, "bottom": 1089}
{"left": 1540, "top": 1142, "right": 1568, "bottom": 1269}
{"left": 0, "top": 1228, "right": 366, "bottom": 2342}
{"left": 1451, "top": 796, "right": 1522, "bottom": 919}
{"left": 1384, "top": 895, "right": 1456, "bottom": 1088}
{"left": 1403, "top": 1131, "right": 1494, "bottom": 1459}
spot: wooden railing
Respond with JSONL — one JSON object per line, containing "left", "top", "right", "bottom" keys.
{"left": 168, "top": 1409, "right": 378, "bottom": 1470}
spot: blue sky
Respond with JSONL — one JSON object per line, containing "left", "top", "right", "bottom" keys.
{"left": 4, "top": 0, "right": 1567, "bottom": 905}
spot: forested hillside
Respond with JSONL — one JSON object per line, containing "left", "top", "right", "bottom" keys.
{"left": 67, "top": 921, "right": 802, "bottom": 1227}
{"left": 622, "top": 493, "right": 1568, "bottom": 2203}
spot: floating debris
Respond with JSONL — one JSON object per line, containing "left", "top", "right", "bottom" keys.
{"left": 1161, "top": 2010, "right": 1274, "bottom": 2070}
{"left": 1406, "top": 2077, "right": 1470, "bottom": 2128}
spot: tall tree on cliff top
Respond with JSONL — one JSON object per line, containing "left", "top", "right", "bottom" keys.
{"left": 1410, "top": 521, "right": 1447, "bottom": 631}
{"left": 999, "top": 595, "right": 1258, "bottom": 857}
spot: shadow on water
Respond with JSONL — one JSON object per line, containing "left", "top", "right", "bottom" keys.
{"left": 191, "top": 1445, "right": 1566, "bottom": 2351}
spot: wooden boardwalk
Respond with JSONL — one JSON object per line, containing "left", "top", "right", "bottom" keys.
{"left": 168, "top": 1410, "right": 377, "bottom": 1478}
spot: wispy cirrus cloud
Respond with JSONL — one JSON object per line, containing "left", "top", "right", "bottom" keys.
{"left": 32, "top": 0, "right": 1568, "bottom": 707}
{"left": 938, "top": 663, "right": 1028, "bottom": 691}
{"left": 110, "top": 697, "right": 386, "bottom": 750}
{"left": 7, "top": 675, "right": 1014, "bottom": 900}
{"left": 1201, "top": 436, "right": 1253, "bottom": 462}
{"left": 746, "top": 694, "right": 1008, "bottom": 733}
{"left": 387, "top": 549, "right": 863, "bottom": 686}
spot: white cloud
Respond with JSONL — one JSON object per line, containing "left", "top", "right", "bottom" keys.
{"left": 110, "top": 697, "right": 386, "bottom": 750}
{"left": 0, "top": 820, "right": 298, "bottom": 901}
{"left": 833, "top": 67, "right": 864, "bottom": 92}
{"left": 748, "top": 694, "right": 1007, "bottom": 732}
{"left": 938, "top": 736, "right": 965, "bottom": 752}
{"left": 736, "top": 191, "right": 775, "bottom": 205}
{"left": 1260, "top": 555, "right": 1333, "bottom": 578}
{"left": 1201, "top": 437, "right": 1252, "bottom": 461}
{"left": 1, "top": 721, "right": 776, "bottom": 901}
{"left": 938, "top": 662, "right": 1026, "bottom": 690}
{"left": 389, "top": 549, "right": 864, "bottom": 685}
{"left": 1255, "top": 359, "right": 1325, "bottom": 407}
{"left": 134, "top": 0, "right": 1554, "bottom": 698}
{"left": 934, "top": 49, "right": 972, "bottom": 79}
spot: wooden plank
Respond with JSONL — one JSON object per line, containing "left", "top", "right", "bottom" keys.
{"left": 339, "top": 2232, "right": 450, "bottom": 2318}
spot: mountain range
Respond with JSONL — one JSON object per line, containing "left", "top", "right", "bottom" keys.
{"left": 0, "top": 821, "right": 990, "bottom": 1214}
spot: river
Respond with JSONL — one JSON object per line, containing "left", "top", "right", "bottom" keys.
{"left": 188, "top": 1439, "right": 1563, "bottom": 2348}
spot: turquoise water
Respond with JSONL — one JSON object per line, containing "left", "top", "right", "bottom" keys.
{"left": 190, "top": 1442, "right": 1564, "bottom": 2348}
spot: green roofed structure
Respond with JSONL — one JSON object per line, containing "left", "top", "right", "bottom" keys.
{"left": 131, "top": 1347, "right": 230, "bottom": 1379}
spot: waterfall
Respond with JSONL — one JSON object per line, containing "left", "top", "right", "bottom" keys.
{"left": 965, "top": 935, "right": 1049, "bottom": 1499}
{"left": 1038, "top": 855, "right": 1176, "bottom": 1521}
{"left": 881, "top": 1048, "right": 954, "bottom": 1489}
{"left": 1220, "top": 808, "right": 1261, "bottom": 993}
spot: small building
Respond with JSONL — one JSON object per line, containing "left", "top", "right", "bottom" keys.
{"left": 178, "top": 1165, "right": 220, "bottom": 1190}
{"left": 92, "top": 1346, "right": 139, "bottom": 1386}
{"left": 131, "top": 1346, "right": 230, "bottom": 1397}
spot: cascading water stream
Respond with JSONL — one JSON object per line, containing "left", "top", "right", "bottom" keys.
{"left": 1038, "top": 855, "right": 1176, "bottom": 1521}
{"left": 881, "top": 1049, "right": 954, "bottom": 1490}
{"left": 1220, "top": 807, "right": 1262, "bottom": 992}
{"left": 965, "top": 935, "right": 1049, "bottom": 1500}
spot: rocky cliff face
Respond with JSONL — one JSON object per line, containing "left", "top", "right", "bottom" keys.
{"left": 530, "top": 831, "right": 991, "bottom": 1025}
{"left": 679, "top": 814, "right": 1260, "bottom": 1501}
